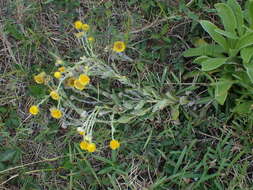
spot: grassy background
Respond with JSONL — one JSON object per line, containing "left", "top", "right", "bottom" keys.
{"left": 0, "top": 0, "right": 252, "bottom": 189}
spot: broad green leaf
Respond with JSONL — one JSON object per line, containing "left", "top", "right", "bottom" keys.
{"left": 215, "top": 3, "right": 237, "bottom": 34}
{"left": 227, "top": 0, "right": 244, "bottom": 36}
{"left": 241, "top": 46, "right": 253, "bottom": 63}
{"left": 249, "top": 0, "right": 253, "bottom": 27}
{"left": 235, "top": 32, "right": 253, "bottom": 50}
{"left": 214, "top": 79, "right": 233, "bottom": 105}
{"left": 244, "top": 62, "right": 253, "bottom": 83}
{"left": 183, "top": 45, "right": 224, "bottom": 57}
{"left": 233, "top": 71, "right": 251, "bottom": 85}
{"left": 233, "top": 101, "right": 253, "bottom": 114}
{"left": 228, "top": 48, "right": 239, "bottom": 57}
{"left": 193, "top": 56, "right": 209, "bottom": 64}
{"left": 214, "top": 29, "right": 238, "bottom": 39}
{"left": 233, "top": 71, "right": 253, "bottom": 93}
{"left": 200, "top": 20, "right": 228, "bottom": 50}
{"left": 200, "top": 58, "right": 227, "bottom": 71}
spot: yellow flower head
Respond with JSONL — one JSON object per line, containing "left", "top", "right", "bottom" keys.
{"left": 29, "top": 105, "right": 39, "bottom": 115}
{"left": 54, "top": 71, "right": 62, "bottom": 79}
{"left": 80, "top": 141, "right": 89, "bottom": 150}
{"left": 113, "top": 41, "right": 126, "bottom": 53}
{"left": 79, "top": 74, "right": 90, "bottom": 86}
{"left": 88, "top": 36, "right": 95, "bottom": 43}
{"left": 74, "top": 79, "right": 85, "bottom": 90}
{"left": 82, "top": 24, "right": 90, "bottom": 32}
{"left": 58, "top": 66, "right": 66, "bottom": 73}
{"left": 34, "top": 72, "right": 46, "bottom": 84}
{"left": 50, "top": 91, "right": 60, "bottom": 100}
{"left": 50, "top": 108, "right": 62, "bottom": 119}
{"left": 87, "top": 143, "right": 96, "bottom": 153}
{"left": 77, "top": 127, "right": 85, "bottom": 135}
{"left": 109, "top": 139, "right": 120, "bottom": 150}
{"left": 74, "top": 32, "right": 85, "bottom": 38}
{"left": 66, "top": 77, "right": 76, "bottom": 87}
{"left": 74, "top": 20, "right": 83, "bottom": 30}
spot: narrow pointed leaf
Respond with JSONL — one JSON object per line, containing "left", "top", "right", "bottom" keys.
{"left": 183, "top": 44, "right": 224, "bottom": 57}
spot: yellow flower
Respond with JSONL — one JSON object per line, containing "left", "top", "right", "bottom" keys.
{"left": 80, "top": 141, "right": 89, "bottom": 150}
{"left": 74, "top": 79, "right": 85, "bottom": 90}
{"left": 109, "top": 139, "right": 120, "bottom": 150}
{"left": 79, "top": 74, "right": 90, "bottom": 86}
{"left": 87, "top": 143, "right": 96, "bottom": 153}
{"left": 113, "top": 41, "right": 126, "bottom": 53}
{"left": 88, "top": 36, "right": 95, "bottom": 42}
{"left": 74, "top": 32, "right": 85, "bottom": 38}
{"left": 34, "top": 72, "right": 46, "bottom": 84}
{"left": 79, "top": 131, "right": 85, "bottom": 135}
{"left": 77, "top": 127, "right": 85, "bottom": 135}
{"left": 74, "top": 20, "right": 83, "bottom": 30}
{"left": 58, "top": 66, "right": 66, "bottom": 73}
{"left": 50, "top": 108, "right": 62, "bottom": 119}
{"left": 50, "top": 91, "right": 60, "bottom": 100}
{"left": 81, "top": 24, "right": 90, "bottom": 32}
{"left": 29, "top": 105, "right": 39, "bottom": 115}
{"left": 54, "top": 71, "right": 62, "bottom": 79}
{"left": 66, "top": 77, "right": 76, "bottom": 87}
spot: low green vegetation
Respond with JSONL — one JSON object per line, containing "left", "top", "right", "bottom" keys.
{"left": 0, "top": 0, "right": 253, "bottom": 189}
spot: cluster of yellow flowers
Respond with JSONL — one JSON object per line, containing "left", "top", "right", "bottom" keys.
{"left": 77, "top": 127, "right": 120, "bottom": 152}
{"left": 30, "top": 65, "right": 91, "bottom": 118}
{"left": 74, "top": 20, "right": 90, "bottom": 31}
{"left": 29, "top": 19, "right": 125, "bottom": 153}
{"left": 74, "top": 20, "right": 126, "bottom": 53}
{"left": 29, "top": 104, "right": 62, "bottom": 119}
{"left": 73, "top": 20, "right": 95, "bottom": 41}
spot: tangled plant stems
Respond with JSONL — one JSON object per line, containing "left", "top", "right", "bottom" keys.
{"left": 29, "top": 20, "right": 182, "bottom": 153}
